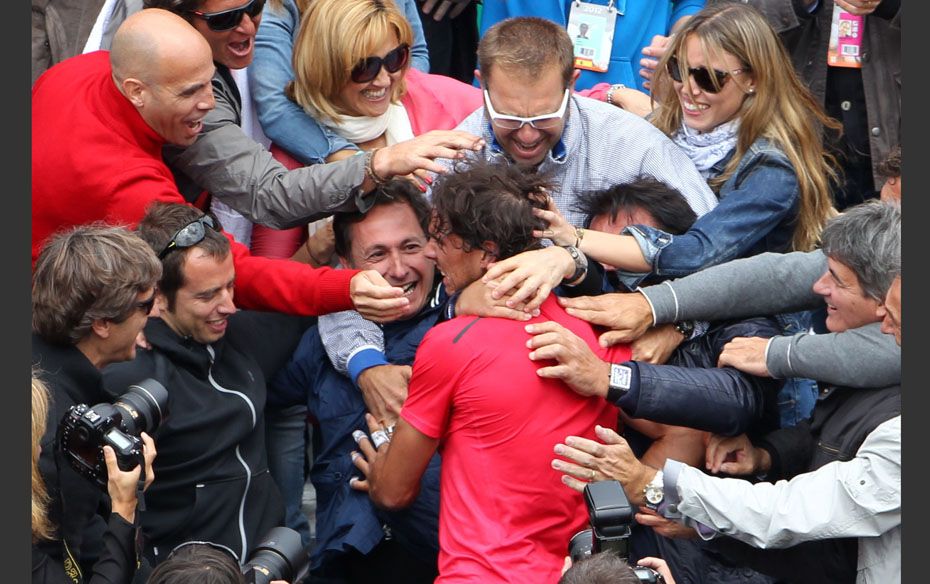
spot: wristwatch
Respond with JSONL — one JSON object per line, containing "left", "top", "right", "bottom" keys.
{"left": 606, "top": 363, "right": 632, "bottom": 403}
{"left": 560, "top": 245, "right": 589, "bottom": 284}
{"left": 643, "top": 470, "right": 664, "bottom": 510}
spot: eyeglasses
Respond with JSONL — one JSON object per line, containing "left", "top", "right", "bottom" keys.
{"left": 351, "top": 44, "right": 410, "bottom": 84}
{"left": 666, "top": 56, "right": 748, "bottom": 94}
{"left": 483, "top": 88, "right": 570, "bottom": 131}
{"left": 188, "top": 0, "right": 265, "bottom": 32}
{"left": 157, "top": 215, "right": 218, "bottom": 260}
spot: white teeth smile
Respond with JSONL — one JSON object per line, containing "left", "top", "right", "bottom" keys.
{"left": 363, "top": 88, "right": 387, "bottom": 99}
{"left": 402, "top": 282, "right": 417, "bottom": 295}
{"left": 683, "top": 101, "right": 709, "bottom": 112}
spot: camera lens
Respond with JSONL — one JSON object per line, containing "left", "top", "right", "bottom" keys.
{"left": 114, "top": 378, "right": 169, "bottom": 436}
{"left": 568, "top": 529, "right": 594, "bottom": 564}
{"left": 242, "top": 527, "right": 308, "bottom": 584}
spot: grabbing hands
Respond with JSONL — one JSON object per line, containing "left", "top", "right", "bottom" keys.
{"left": 526, "top": 320, "right": 609, "bottom": 398}
{"left": 551, "top": 425, "right": 656, "bottom": 506}
{"left": 350, "top": 270, "right": 410, "bottom": 323}
{"left": 705, "top": 433, "right": 771, "bottom": 476}
{"left": 372, "top": 130, "right": 485, "bottom": 181}
{"left": 717, "top": 336, "right": 772, "bottom": 377}
{"left": 357, "top": 365, "right": 411, "bottom": 428}
{"left": 481, "top": 246, "right": 577, "bottom": 313}
{"left": 558, "top": 292, "right": 655, "bottom": 347}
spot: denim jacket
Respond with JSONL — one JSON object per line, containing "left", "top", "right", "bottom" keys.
{"left": 249, "top": 0, "right": 430, "bottom": 164}
{"left": 618, "top": 137, "right": 799, "bottom": 289}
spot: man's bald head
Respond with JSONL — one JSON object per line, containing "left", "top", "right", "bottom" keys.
{"left": 110, "top": 8, "right": 216, "bottom": 146}
{"left": 111, "top": 9, "right": 212, "bottom": 84}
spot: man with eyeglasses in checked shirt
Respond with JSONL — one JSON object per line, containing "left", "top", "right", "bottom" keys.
{"left": 452, "top": 16, "right": 718, "bottom": 229}
{"left": 102, "top": 202, "right": 315, "bottom": 572}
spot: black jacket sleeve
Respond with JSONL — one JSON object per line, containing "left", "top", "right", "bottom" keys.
{"left": 32, "top": 513, "right": 140, "bottom": 584}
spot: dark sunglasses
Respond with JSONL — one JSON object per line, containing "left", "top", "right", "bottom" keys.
{"left": 666, "top": 56, "right": 748, "bottom": 94}
{"left": 351, "top": 44, "right": 410, "bottom": 84}
{"left": 189, "top": 0, "right": 265, "bottom": 32}
{"left": 158, "top": 215, "right": 218, "bottom": 260}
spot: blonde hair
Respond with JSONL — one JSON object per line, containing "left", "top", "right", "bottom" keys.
{"left": 288, "top": 0, "right": 413, "bottom": 125}
{"left": 651, "top": 3, "right": 840, "bottom": 251}
{"left": 32, "top": 371, "right": 54, "bottom": 543}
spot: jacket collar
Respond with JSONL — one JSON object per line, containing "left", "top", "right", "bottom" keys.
{"left": 143, "top": 317, "right": 225, "bottom": 376}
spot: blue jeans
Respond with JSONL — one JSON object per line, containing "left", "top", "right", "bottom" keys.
{"left": 264, "top": 404, "right": 312, "bottom": 549}
{"left": 774, "top": 311, "right": 819, "bottom": 427}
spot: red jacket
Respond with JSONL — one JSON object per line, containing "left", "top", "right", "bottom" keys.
{"left": 32, "top": 51, "right": 356, "bottom": 316}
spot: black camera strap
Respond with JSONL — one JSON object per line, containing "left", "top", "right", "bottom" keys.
{"left": 135, "top": 453, "right": 147, "bottom": 512}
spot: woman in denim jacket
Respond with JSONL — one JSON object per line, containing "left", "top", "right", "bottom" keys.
{"left": 535, "top": 3, "right": 840, "bottom": 288}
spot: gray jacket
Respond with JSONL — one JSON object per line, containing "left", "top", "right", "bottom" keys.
{"left": 163, "top": 65, "right": 375, "bottom": 229}
{"left": 32, "top": 0, "right": 105, "bottom": 85}
{"left": 642, "top": 250, "right": 900, "bottom": 388}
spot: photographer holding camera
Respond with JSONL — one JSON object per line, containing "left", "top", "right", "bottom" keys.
{"left": 32, "top": 224, "right": 163, "bottom": 579}
{"left": 32, "top": 371, "right": 157, "bottom": 584}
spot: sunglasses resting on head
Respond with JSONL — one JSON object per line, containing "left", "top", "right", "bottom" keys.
{"left": 158, "top": 215, "right": 219, "bottom": 260}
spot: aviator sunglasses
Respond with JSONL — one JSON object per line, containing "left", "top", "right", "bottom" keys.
{"left": 351, "top": 44, "right": 410, "bottom": 84}
{"left": 189, "top": 0, "right": 265, "bottom": 32}
{"left": 666, "top": 55, "right": 748, "bottom": 94}
{"left": 158, "top": 215, "right": 219, "bottom": 260}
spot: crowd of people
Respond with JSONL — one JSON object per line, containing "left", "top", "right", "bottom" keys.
{"left": 31, "top": 0, "right": 901, "bottom": 582}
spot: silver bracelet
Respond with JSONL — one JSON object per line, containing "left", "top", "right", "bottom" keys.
{"left": 606, "top": 83, "right": 626, "bottom": 107}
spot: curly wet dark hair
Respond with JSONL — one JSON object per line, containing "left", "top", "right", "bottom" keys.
{"left": 429, "top": 160, "right": 555, "bottom": 261}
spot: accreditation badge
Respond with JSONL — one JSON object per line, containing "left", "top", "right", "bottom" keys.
{"left": 568, "top": 0, "right": 622, "bottom": 73}
{"left": 827, "top": 4, "right": 864, "bottom": 69}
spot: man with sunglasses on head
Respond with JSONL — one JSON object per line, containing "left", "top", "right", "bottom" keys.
{"left": 102, "top": 202, "right": 312, "bottom": 571}
{"left": 32, "top": 9, "right": 481, "bottom": 325}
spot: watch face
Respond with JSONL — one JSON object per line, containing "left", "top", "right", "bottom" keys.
{"left": 646, "top": 486, "right": 663, "bottom": 505}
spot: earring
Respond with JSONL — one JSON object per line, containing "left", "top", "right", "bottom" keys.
{"left": 748, "top": 87, "right": 756, "bottom": 94}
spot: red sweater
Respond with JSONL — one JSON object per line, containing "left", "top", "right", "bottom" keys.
{"left": 32, "top": 51, "right": 356, "bottom": 316}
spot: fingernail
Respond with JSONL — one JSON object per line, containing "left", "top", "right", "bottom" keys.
{"left": 532, "top": 309, "right": 540, "bottom": 317}
{"left": 419, "top": 183, "right": 427, "bottom": 192}
{"left": 424, "top": 175, "right": 433, "bottom": 185}
{"left": 524, "top": 325, "right": 534, "bottom": 333}
{"left": 352, "top": 430, "right": 366, "bottom": 443}
{"left": 554, "top": 444, "right": 565, "bottom": 454}
{"left": 350, "top": 451, "right": 360, "bottom": 461}
{"left": 348, "top": 476, "right": 359, "bottom": 485}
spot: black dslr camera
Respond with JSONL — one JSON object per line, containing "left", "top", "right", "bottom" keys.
{"left": 58, "top": 378, "right": 168, "bottom": 491}
{"left": 568, "top": 480, "right": 664, "bottom": 584}
{"left": 242, "top": 527, "right": 310, "bottom": 584}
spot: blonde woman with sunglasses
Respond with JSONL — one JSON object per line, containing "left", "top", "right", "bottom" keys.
{"left": 247, "top": 0, "right": 482, "bottom": 258}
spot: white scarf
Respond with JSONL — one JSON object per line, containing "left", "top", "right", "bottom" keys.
{"left": 670, "top": 119, "right": 740, "bottom": 179}
{"left": 328, "top": 103, "right": 415, "bottom": 146}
